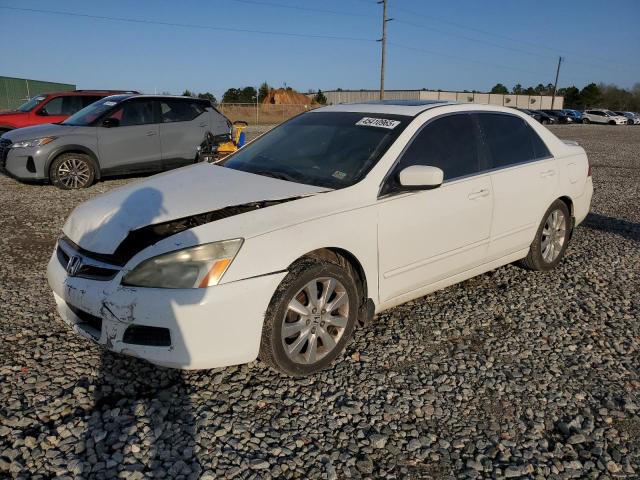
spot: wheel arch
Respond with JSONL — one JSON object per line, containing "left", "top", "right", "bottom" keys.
{"left": 46, "top": 145, "right": 101, "bottom": 179}
{"left": 291, "top": 247, "right": 374, "bottom": 326}
{"left": 558, "top": 195, "right": 574, "bottom": 217}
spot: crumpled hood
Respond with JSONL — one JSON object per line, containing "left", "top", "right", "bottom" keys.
{"left": 2, "top": 123, "right": 79, "bottom": 141}
{"left": 63, "top": 163, "right": 327, "bottom": 254}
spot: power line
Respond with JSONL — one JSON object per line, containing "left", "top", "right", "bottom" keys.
{"left": 389, "top": 42, "right": 546, "bottom": 77}
{"left": 0, "top": 4, "right": 569, "bottom": 84}
{"left": 0, "top": 6, "right": 377, "bottom": 42}
{"left": 229, "top": 0, "right": 377, "bottom": 18}
{"left": 390, "top": 4, "right": 637, "bottom": 73}
{"left": 392, "top": 18, "right": 554, "bottom": 61}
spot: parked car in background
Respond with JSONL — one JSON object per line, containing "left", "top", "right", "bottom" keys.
{"left": 0, "top": 90, "right": 138, "bottom": 134}
{"left": 541, "top": 110, "right": 573, "bottom": 124}
{"left": 562, "top": 109, "right": 583, "bottom": 123}
{"left": 0, "top": 94, "right": 231, "bottom": 189}
{"left": 517, "top": 108, "right": 557, "bottom": 125}
{"left": 47, "top": 101, "right": 593, "bottom": 375}
{"left": 614, "top": 111, "right": 640, "bottom": 125}
{"left": 582, "top": 109, "right": 628, "bottom": 125}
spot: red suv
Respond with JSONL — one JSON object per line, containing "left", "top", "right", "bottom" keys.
{"left": 0, "top": 90, "right": 138, "bottom": 134}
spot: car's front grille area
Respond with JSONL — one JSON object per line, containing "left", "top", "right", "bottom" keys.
{"left": 67, "top": 303, "right": 103, "bottom": 339}
{"left": 57, "top": 239, "right": 120, "bottom": 281}
{"left": 0, "top": 138, "right": 11, "bottom": 172}
{"left": 123, "top": 325, "right": 171, "bottom": 347}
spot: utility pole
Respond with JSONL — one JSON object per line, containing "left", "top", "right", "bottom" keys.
{"left": 378, "top": 0, "right": 392, "bottom": 100}
{"left": 551, "top": 56, "right": 563, "bottom": 109}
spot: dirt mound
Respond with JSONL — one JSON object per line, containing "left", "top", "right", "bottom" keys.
{"left": 263, "top": 88, "right": 312, "bottom": 105}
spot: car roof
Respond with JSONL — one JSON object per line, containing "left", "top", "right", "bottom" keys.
{"left": 313, "top": 101, "right": 550, "bottom": 119}
{"left": 314, "top": 100, "right": 457, "bottom": 116}
{"left": 44, "top": 90, "right": 138, "bottom": 97}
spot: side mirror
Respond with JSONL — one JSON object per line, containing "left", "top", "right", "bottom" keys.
{"left": 102, "top": 117, "right": 120, "bottom": 128}
{"left": 37, "top": 108, "right": 48, "bottom": 116}
{"left": 398, "top": 165, "right": 444, "bottom": 189}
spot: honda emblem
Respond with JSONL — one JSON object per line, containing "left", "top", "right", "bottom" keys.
{"left": 66, "top": 255, "right": 83, "bottom": 277}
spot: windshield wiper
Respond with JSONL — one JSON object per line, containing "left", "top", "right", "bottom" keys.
{"left": 253, "top": 170, "right": 299, "bottom": 182}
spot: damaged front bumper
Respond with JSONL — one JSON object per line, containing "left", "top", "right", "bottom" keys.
{"left": 47, "top": 244, "right": 286, "bottom": 369}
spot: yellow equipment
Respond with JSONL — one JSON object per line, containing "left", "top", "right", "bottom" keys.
{"left": 214, "top": 121, "right": 249, "bottom": 159}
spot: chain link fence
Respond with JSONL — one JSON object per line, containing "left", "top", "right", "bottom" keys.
{"left": 217, "top": 103, "right": 319, "bottom": 125}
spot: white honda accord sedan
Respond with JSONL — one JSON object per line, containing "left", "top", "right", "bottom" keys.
{"left": 48, "top": 101, "right": 593, "bottom": 376}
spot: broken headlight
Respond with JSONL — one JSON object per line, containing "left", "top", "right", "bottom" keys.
{"left": 122, "top": 239, "right": 243, "bottom": 289}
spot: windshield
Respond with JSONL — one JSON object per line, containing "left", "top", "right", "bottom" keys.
{"left": 604, "top": 111, "right": 617, "bottom": 117}
{"left": 220, "top": 111, "right": 410, "bottom": 189}
{"left": 16, "top": 95, "right": 47, "bottom": 112}
{"left": 62, "top": 95, "right": 130, "bottom": 126}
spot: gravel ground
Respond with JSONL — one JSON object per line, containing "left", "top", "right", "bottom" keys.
{"left": 1, "top": 125, "right": 638, "bottom": 479}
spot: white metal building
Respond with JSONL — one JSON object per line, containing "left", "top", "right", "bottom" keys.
{"left": 318, "top": 89, "right": 563, "bottom": 110}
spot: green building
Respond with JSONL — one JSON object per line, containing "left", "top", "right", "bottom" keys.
{"left": 0, "top": 76, "right": 75, "bottom": 111}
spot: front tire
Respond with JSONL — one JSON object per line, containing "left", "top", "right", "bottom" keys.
{"left": 518, "top": 200, "right": 571, "bottom": 271}
{"left": 259, "top": 257, "right": 359, "bottom": 376}
{"left": 582, "top": 118, "right": 590, "bottom": 124}
{"left": 50, "top": 153, "right": 96, "bottom": 190}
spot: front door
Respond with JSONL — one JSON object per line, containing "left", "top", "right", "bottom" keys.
{"left": 377, "top": 113, "right": 493, "bottom": 303}
{"left": 97, "top": 99, "right": 161, "bottom": 173}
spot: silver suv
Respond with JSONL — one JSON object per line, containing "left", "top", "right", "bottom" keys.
{"left": 0, "top": 94, "right": 231, "bottom": 189}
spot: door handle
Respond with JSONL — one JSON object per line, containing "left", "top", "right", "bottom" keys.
{"left": 146, "top": 131, "right": 157, "bottom": 136}
{"left": 540, "top": 169, "right": 556, "bottom": 178}
{"left": 468, "top": 189, "right": 490, "bottom": 200}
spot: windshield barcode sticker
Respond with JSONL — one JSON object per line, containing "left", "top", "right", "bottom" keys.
{"left": 356, "top": 117, "right": 400, "bottom": 129}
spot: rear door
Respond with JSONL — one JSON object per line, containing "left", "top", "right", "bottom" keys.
{"left": 97, "top": 98, "right": 161, "bottom": 173}
{"left": 158, "top": 99, "right": 209, "bottom": 169}
{"left": 377, "top": 113, "right": 493, "bottom": 302}
{"left": 476, "top": 113, "right": 558, "bottom": 259}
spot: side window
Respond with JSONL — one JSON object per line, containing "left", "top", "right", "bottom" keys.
{"left": 108, "top": 100, "right": 155, "bottom": 126}
{"left": 81, "top": 96, "right": 102, "bottom": 108}
{"left": 530, "top": 127, "right": 551, "bottom": 159}
{"left": 41, "top": 97, "right": 63, "bottom": 115}
{"left": 477, "top": 113, "right": 536, "bottom": 169}
{"left": 159, "top": 100, "right": 206, "bottom": 123}
{"left": 395, "top": 114, "right": 481, "bottom": 181}
{"left": 60, "top": 96, "right": 83, "bottom": 115}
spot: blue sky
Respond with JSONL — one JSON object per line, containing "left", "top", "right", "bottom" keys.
{"left": 1, "top": 0, "right": 639, "bottom": 99}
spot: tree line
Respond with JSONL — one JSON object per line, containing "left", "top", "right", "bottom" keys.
{"left": 490, "top": 82, "right": 640, "bottom": 110}
{"left": 181, "top": 83, "right": 328, "bottom": 105}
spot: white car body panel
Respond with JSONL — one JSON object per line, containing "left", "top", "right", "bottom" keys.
{"left": 378, "top": 174, "right": 492, "bottom": 301}
{"left": 62, "top": 163, "right": 327, "bottom": 254}
{"left": 48, "top": 102, "right": 594, "bottom": 369}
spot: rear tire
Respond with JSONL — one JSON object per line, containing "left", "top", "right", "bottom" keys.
{"left": 259, "top": 257, "right": 359, "bottom": 376}
{"left": 50, "top": 153, "right": 96, "bottom": 190}
{"left": 518, "top": 200, "right": 571, "bottom": 271}
{"left": 582, "top": 118, "right": 590, "bottom": 124}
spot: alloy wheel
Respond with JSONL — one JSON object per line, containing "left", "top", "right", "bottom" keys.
{"left": 281, "top": 277, "right": 349, "bottom": 365}
{"left": 541, "top": 209, "right": 566, "bottom": 263}
{"left": 57, "top": 157, "right": 91, "bottom": 188}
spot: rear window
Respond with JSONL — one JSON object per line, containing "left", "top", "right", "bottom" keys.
{"left": 160, "top": 100, "right": 207, "bottom": 122}
{"left": 477, "top": 113, "right": 550, "bottom": 169}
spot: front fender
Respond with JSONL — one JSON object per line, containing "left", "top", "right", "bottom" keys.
{"left": 222, "top": 204, "right": 380, "bottom": 307}
{"left": 45, "top": 144, "right": 101, "bottom": 179}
